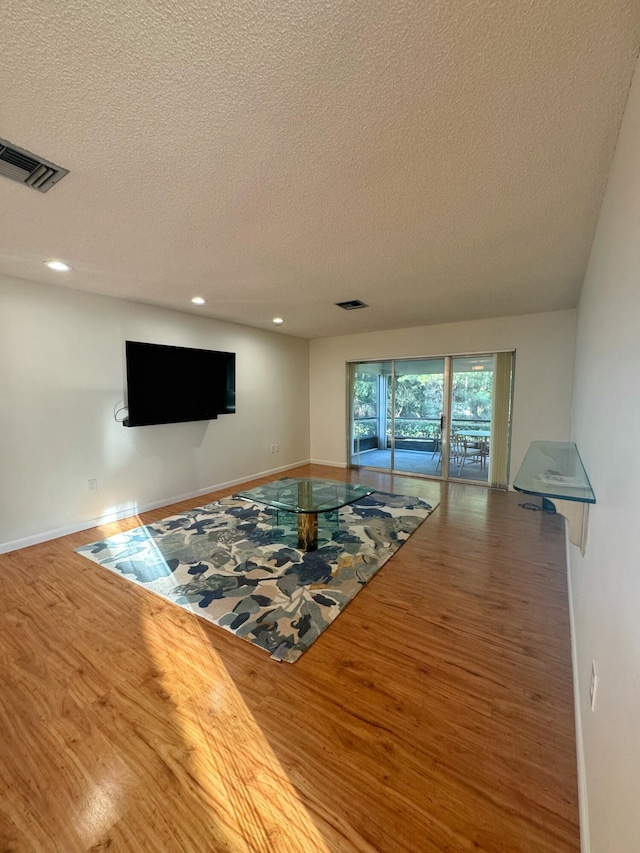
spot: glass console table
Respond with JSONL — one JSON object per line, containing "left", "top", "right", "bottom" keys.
{"left": 514, "top": 441, "right": 595, "bottom": 553}
{"left": 235, "top": 478, "right": 375, "bottom": 552}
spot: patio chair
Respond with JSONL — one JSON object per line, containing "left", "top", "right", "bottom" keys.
{"left": 453, "top": 435, "right": 487, "bottom": 475}
{"left": 431, "top": 428, "right": 442, "bottom": 461}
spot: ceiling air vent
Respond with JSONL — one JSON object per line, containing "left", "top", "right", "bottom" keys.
{"left": 335, "top": 299, "right": 368, "bottom": 310}
{"left": 0, "top": 137, "right": 69, "bottom": 193}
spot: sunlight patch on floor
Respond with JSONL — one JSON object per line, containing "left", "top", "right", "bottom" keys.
{"left": 95, "top": 507, "right": 144, "bottom": 538}
{"left": 140, "top": 611, "right": 333, "bottom": 853}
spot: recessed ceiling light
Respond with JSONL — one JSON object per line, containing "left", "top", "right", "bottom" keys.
{"left": 191, "top": 296, "right": 206, "bottom": 305}
{"left": 44, "top": 260, "right": 71, "bottom": 272}
{"left": 272, "top": 317, "right": 284, "bottom": 325}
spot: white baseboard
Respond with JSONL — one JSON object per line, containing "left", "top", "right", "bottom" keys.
{"left": 0, "top": 459, "right": 311, "bottom": 555}
{"left": 309, "top": 458, "right": 347, "bottom": 468}
{"left": 565, "top": 524, "right": 591, "bottom": 852}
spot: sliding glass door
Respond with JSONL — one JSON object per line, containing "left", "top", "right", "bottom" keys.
{"left": 349, "top": 352, "right": 514, "bottom": 487}
{"left": 449, "top": 355, "right": 493, "bottom": 483}
{"left": 350, "top": 359, "right": 445, "bottom": 475}
{"left": 390, "top": 359, "right": 446, "bottom": 477}
{"left": 350, "top": 362, "right": 389, "bottom": 469}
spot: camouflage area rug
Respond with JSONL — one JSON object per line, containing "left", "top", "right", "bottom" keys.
{"left": 75, "top": 487, "right": 436, "bottom": 663}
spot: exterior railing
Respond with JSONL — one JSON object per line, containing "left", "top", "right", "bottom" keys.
{"left": 449, "top": 418, "right": 492, "bottom": 435}
{"left": 353, "top": 416, "right": 491, "bottom": 440}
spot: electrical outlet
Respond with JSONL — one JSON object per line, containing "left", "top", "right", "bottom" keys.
{"left": 270, "top": 444, "right": 276, "bottom": 453}
{"left": 88, "top": 478, "right": 98, "bottom": 492}
{"left": 274, "top": 444, "right": 279, "bottom": 452}
{"left": 590, "top": 661, "right": 598, "bottom": 711}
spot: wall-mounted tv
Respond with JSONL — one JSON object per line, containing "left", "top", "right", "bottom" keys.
{"left": 123, "top": 340, "right": 235, "bottom": 427}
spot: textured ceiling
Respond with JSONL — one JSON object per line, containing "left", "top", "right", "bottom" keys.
{"left": 1, "top": 0, "right": 639, "bottom": 339}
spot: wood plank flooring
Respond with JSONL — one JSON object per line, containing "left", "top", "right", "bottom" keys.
{"left": 0, "top": 465, "right": 580, "bottom": 852}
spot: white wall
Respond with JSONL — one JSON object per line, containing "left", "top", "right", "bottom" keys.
{"left": 309, "top": 310, "right": 576, "bottom": 480}
{"left": 569, "top": 55, "right": 640, "bottom": 852}
{"left": 0, "top": 276, "right": 309, "bottom": 550}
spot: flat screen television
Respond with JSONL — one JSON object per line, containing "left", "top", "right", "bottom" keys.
{"left": 123, "top": 340, "right": 235, "bottom": 427}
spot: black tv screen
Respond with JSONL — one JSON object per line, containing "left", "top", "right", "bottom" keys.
{"left": 123, "top": 340, "right": 235, "bottom": 427}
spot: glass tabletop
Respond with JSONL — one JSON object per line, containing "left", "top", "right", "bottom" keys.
{"left": 513, "top": 441, "right": 595, "bottom": 503}
{"left": 236, "top": 478, "right": 375, "bottom": 514}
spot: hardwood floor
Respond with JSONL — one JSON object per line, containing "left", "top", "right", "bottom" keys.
{"left": 0, "top": 465, "right": 579, "bottom": 852}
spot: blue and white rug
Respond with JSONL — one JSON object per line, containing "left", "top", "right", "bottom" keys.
{"left": 76, "top": 484, "right": 436, "bottom": 663}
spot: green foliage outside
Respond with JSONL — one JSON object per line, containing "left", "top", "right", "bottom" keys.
{"left": 391, "top": 418, "right": 440, "bottom": 438}
{"left": 353, "top": 374, "right": 378, "bottom": 418}
{"left": 353, "top": 418, "right": 378, "bottom": 438}
{"left": 353, "top": 369, "right": 493, "bottom": 439}
{"left": 450, "top": 371, "right": 493, "bottom": 421}
{"left": 391, "top": 374, "right": 444, "bottom": 420}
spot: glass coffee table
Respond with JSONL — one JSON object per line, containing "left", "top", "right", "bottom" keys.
{"left": 235, "top": 478, "right": 375, "bottom": 551}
